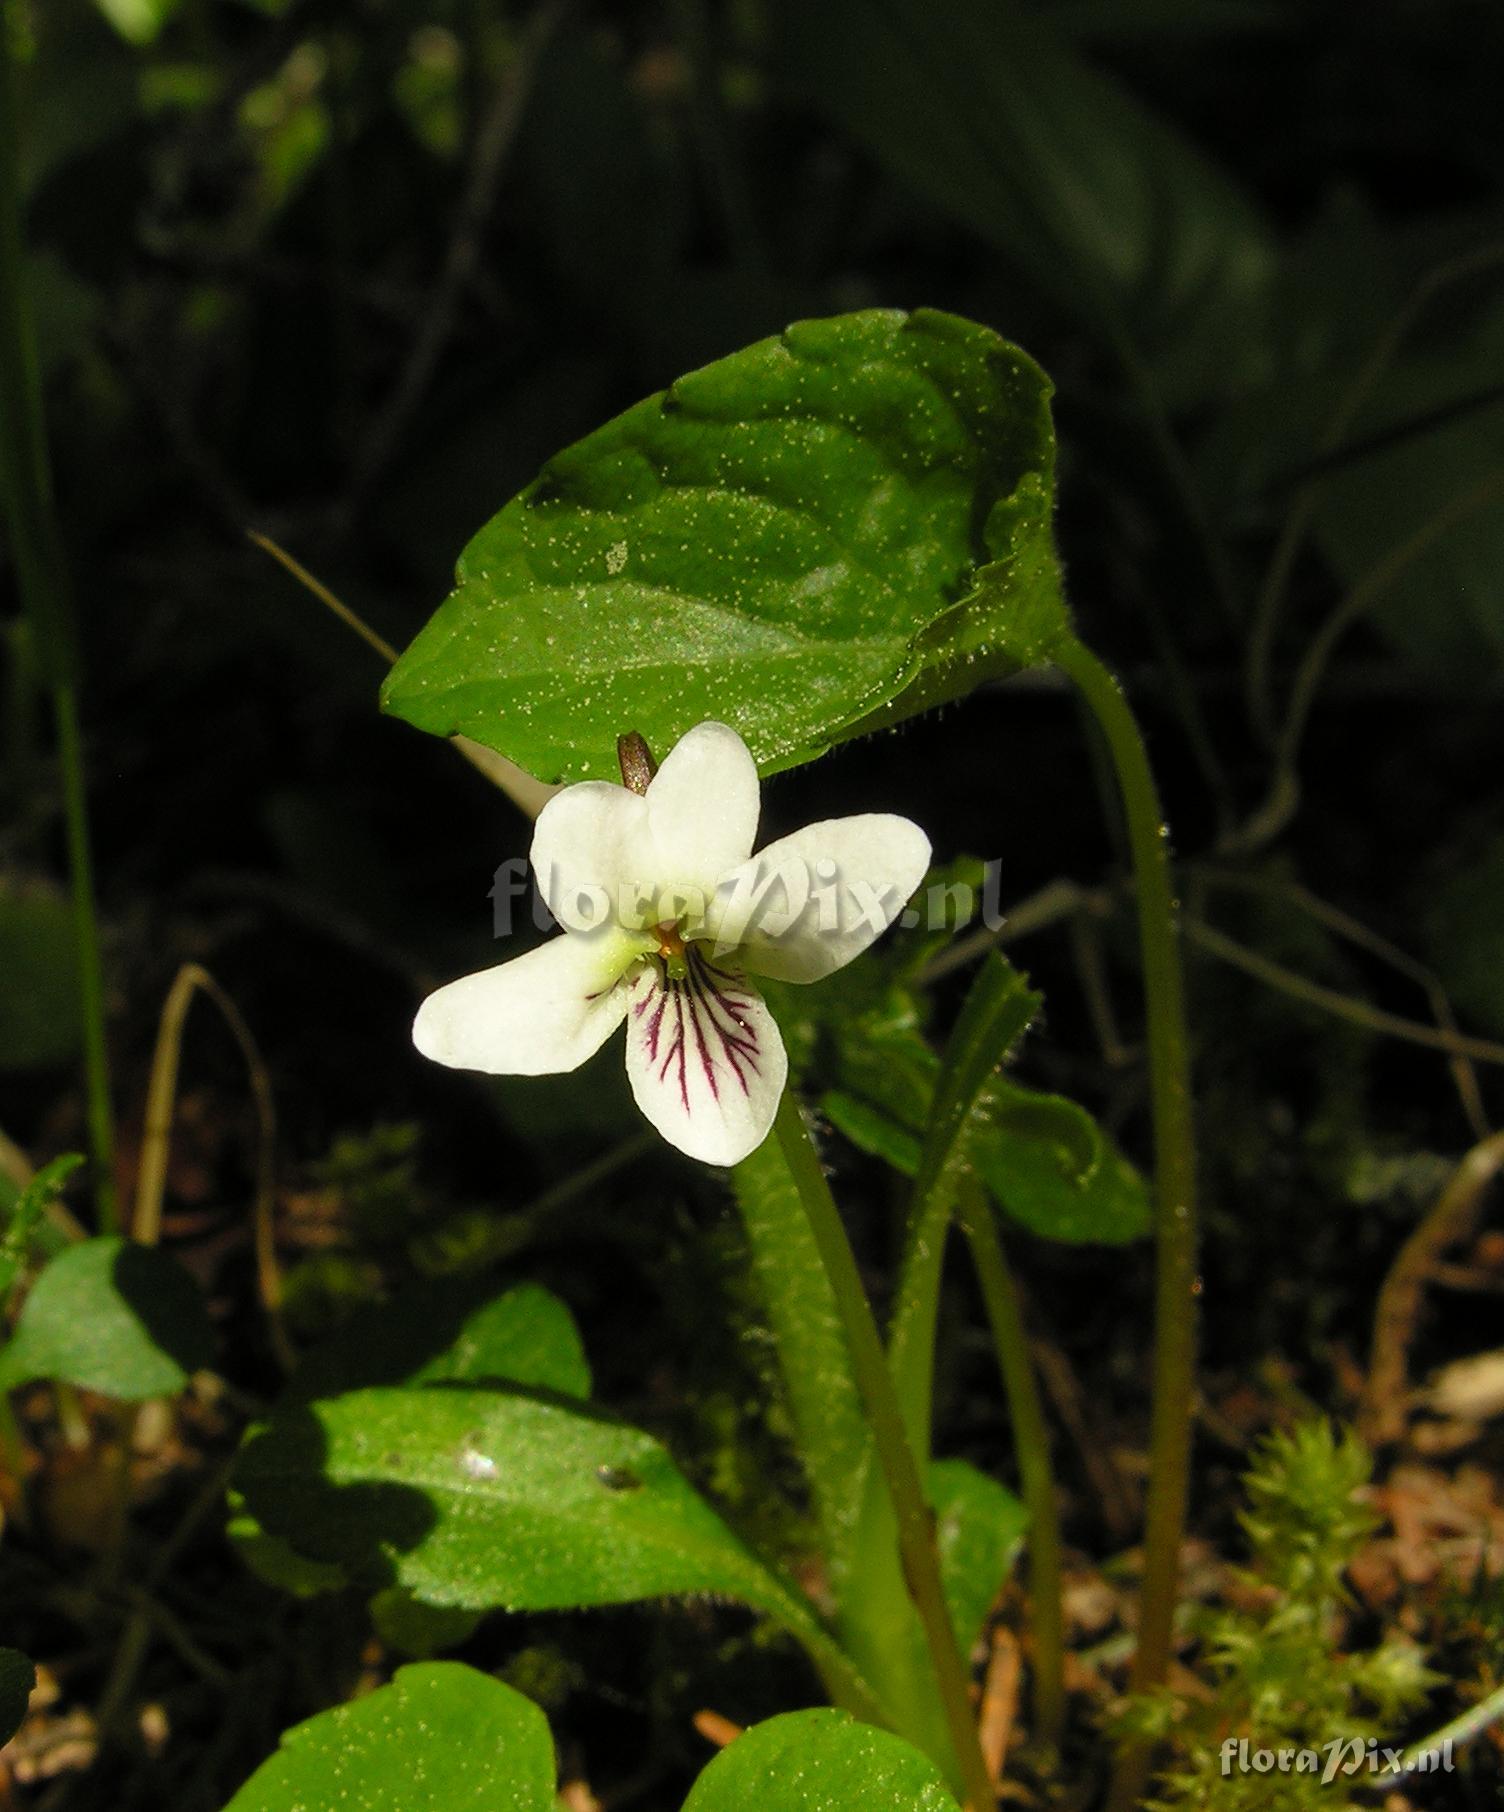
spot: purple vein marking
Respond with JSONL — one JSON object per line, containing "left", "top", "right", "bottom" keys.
{"left": 685, "top": 952, "right": 761, "bottom": 1098}
{"left": 655, "top": 984, "right": 689, "bottom": 1109}
{"left": 636, "top": 950, "right": 763, "bottom": 1116}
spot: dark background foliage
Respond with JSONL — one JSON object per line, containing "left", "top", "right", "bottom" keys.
{"left": 3, "top": 0, "right": 1503, "bottom": 1804}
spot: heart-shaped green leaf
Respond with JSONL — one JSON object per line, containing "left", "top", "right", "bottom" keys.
{"left": 220, "top": 1662, "right": 554, "bottom": 1812}
{"left": 383, "top": 309, "right": 1068, "bottom": 782}
{"left": 0, "top": 1237, "right": 213, "bottom": 1399}
{"left": 234, "top": 1387, "right": 844, "bottom": 1670}
{"left": 682, "top": 1708, "right": 960, "bottom": 1812}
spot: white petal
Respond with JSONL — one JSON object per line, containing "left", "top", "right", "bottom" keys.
{"left": 413, "top": 930, "right": 644, "bottom": 1076}
{"left": 623, "top": 952, "right": 787, "bottom": 1165}
{"left": 710, "top": 814, "right": 931, "bottom": 983}
{"left": 646, "top": 721, "right": 760, "bottom": 901}
{"left": 530, "top": 783, "right": 650, "bottom": 932}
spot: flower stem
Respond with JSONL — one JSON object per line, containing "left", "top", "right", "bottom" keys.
{"left": 733, "top": 1128, "right": 945, "bottom": 1750}
{"left": 958, "top": 1184, "right": 1064, "bottom": 1750}
{"left": 1051, "top": 637, "right": 1197, "bottom": 1812}
{"left": 772, "top": 1091, "right": 995, "bottom": 1812}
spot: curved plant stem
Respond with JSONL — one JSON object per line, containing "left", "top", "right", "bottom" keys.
{"left": 0, "top": 24, "right": 116, "bottom": 1231}
{"left": 772, "top": 1092, "right": 996, "bottom": 1812}
{"left": 1362, "top": 1129, "right": 1504, "bottom": 1448}
{"left": 134, "top": 964, "right": 288, "bottom": 1367}
{"left": 958, "top": 1183, "right": 1064, "bottom": 1750}
{"left": 1051, "top": 638, "right": 1197, "bottom": 1812}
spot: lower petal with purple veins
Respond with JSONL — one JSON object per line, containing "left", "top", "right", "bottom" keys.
{"left": 623, "top": 950, "right": 787, "bottom": 1165}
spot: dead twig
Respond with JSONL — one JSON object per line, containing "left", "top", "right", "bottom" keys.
{"left": 978, "top": 1625, "right": 1022, "bottom": 1786}
{"left": 1193, "top": 867, "right": 1491, "bottom": 1141}
{"left": 691, "top": 1710, "right": 742, "bottom": 1750}
{"left": 248, "top": 531, "right": 558, "bottom": 819}
{"left": 1362, "top": 1130, "right": 1504, "bottom": 1446}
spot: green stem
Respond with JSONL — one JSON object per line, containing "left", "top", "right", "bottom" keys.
{"left": 772, "top": 1092, "right": 995, "bottom": 1812}
{"left": 888, "top": 957, "right": 1039, "bottom": 1459}
{"left": 0, "top": 16, "right": 116, "bottom": 1231}
{"left": 958, "top": 1186, "right": 1064, "bottom": 1750}
{"left": 54, "top": 686, "right": 116, "bottom": 1230}
{"left": 732, "top": 1128, "right": 942, "bottom": 1748}
{"left": 1051, "top": 639, "right": 1197, "bottom": 1812}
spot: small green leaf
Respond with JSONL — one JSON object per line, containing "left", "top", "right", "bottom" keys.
{"left": 682, "top": 1708, "right": 960, "bottom": 1812}
{"left": 0, "top": 893, "right": 81, "bottom": 1071}
{"left": 220, "top": 1662, "right": 554, "bottom": 1812}
{"left": 235, "top": 1387, "right": 832, "bottom": 1648}
{"left": 384, "top": 309, "right": 1067, "bottom": 782}
{"left": 0, "top": 1153, "right": 83, "bottom": 1299}
{"left": 0, "top": 1646, "right": 35, "bottom": 1748}
{"left": 0, "top": 1238, "right": 213, "bottom": 1399}
{"left": 986, "top": 1080, "right": 1101, "bottom": 1182}
{"left": 976, "top": 1116, "right": 1152, "bottom": 1245}
{"left": 929, "top": 1460, "right": 1027, "bottom": 1656}
{"left": 822, "top": 1091, "right": 923, "bottom": 1176}
{"left": 369, "top": 1587, "right": 485, "bottom": 1658}
{"left": 287, "top": 1280, "right": 591, "bottom": 1405}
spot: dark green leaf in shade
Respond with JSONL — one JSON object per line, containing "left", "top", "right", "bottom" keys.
{"left": 0, "top": 1647, "right": 35, "bottom": 1748}
{"left": 286, "top": 1280, "right": 591, "bottom": 1406}
{"left": 772, "top": 0, "right": 1272, "bottom": 405}
{"left": 383, "top": 309, "right": 1067, "bottom": 782}
{"left": 928, "top": 1460, "right": 1028, "bottom": 1656}
{"left": 681, "top": 1708, "right": 961, "bottom": 1812}
{"left": 225, "top": 1487, "right": 349, "bottom": 1599}
{"left": 369, "top": 1587, "right": 485, "bottom": 1658}
{"left": 219, "top": 1662, "right": 554, "bottom": 1812}
{"left": 0, "top": 1237, "right": 213, "bottom": 1399}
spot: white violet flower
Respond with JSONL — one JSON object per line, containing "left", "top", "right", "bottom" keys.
{"left": 413, "top": 721, "right": 931, "bottom": 1166}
